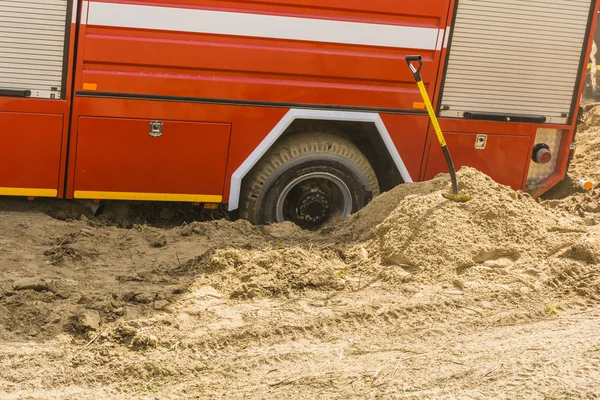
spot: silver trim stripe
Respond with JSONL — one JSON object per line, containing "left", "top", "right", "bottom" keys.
{"left": 86, "top": 2, "right": 442, "bottom": 50}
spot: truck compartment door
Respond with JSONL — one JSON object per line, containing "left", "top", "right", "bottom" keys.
{"left": 73, "top": 117, "right": 231, "bottom": 202}
{"left": 0, "top": 112, "right": 63, "bottom": 196}
{"left": 439, "top": 0, "right": 594, "bottom": 125}
{"left": 424, "top": 132, "right": 532, "bottom": 190}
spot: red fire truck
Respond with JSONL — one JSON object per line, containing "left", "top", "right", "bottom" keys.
{"left": 1, "top": 0, "right": 598, "bottom": 227}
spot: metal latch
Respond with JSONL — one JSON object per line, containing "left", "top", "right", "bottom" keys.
{"left": 475, "top": 134, "right": 487, "bottom": 150}
{"left": 149, "top": 121, "right": 163, "bottom": 137}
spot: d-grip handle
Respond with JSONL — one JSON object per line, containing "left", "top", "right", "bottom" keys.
{"left": 405, "top": 55, "right": 423, "bottom": 82}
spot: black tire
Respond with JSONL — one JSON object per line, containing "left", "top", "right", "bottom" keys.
{"left": 240, "top": 132, "right": 380, "bottom": 226}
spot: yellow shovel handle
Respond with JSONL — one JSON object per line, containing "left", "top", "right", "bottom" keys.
{"left": 417, "top": 79, "right": 447, "bottom": 147}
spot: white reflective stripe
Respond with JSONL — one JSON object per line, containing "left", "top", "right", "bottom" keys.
{"left": 71, "top": 0, "right": 78, "bottom": 23}
{"left": 81, "top": 1, "right": 88, "bottom": 24}
{"left": 444, "top": 26, "right": 451, "bottom": 49}
{"left": 227, "top": 109, "right": 413, "bottom": 211}
{"left": 436, "top": 29, "right": 446, "bottom": 51}
{"left": 86, "top": 2, "right": 441, "bottom": 50}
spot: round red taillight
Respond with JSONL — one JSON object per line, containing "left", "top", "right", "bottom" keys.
{"left": 537, "top": 149, "right": 552, "bottom": 164}
{"left": 532, "top": 144, "right": 552, "bottom": 164}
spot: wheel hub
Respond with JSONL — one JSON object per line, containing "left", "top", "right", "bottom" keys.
{"left": 296, "top": 187, "right": 331, "bottom": 224}
{"left": 275, "top": 172, "right": 353, "bottom": 226}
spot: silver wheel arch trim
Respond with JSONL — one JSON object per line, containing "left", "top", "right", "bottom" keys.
{"left": 227, "top": 109, "right": 414, "bottom": 211}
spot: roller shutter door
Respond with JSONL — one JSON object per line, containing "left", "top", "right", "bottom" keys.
{"left": 440, "top": 0, "right": 594, "bottom": 125}
{"left": 0, "top": 0, "right": 69, "bottom": 99}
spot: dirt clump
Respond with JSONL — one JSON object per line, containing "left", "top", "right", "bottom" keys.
{"left": 149, "top": 233, "right": 168, "bottom": 248}
{"left": 210, "top": 247, "right": 346, "bottom": 298}
{"left": 12, "top": 277, "right": 52, "bottom": 293}
{"left": 71, "top": 309, "right": 102, "bottom": 332}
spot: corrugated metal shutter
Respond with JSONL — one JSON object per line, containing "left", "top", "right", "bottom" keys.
{"left": 440, "top": 0, "right": 593, "bottom": 125}
{"left": 0, "top": 0, "right": 69, "bottom": 99}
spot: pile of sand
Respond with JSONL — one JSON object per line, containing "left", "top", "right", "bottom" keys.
{"left": 559, "top": 103, "right": 600, "bottom": 188}
{"left": 329, "top": 168, "right": 596, "bottom": 292}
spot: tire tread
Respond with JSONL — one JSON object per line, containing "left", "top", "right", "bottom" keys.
{"left": 240, "top": 132, "right": 380, "bottom": 223}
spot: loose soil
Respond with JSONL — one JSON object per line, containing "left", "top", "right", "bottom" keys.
{"left": 2, "top": 108, "right": 600, "bottom": 399}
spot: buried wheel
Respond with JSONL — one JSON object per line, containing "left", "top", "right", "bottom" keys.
{"left": 240, "top": 132, "right": 380, "bottom": 227}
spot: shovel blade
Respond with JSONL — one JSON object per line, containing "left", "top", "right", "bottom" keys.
{"left": 442, "top": 193, "right": 473, "bottom": 203}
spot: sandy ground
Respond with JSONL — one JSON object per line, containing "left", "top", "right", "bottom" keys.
{"left": 1, "top": 109, "right": 600, "bottom": 399}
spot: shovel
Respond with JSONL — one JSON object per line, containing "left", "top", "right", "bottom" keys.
{"left": 405, "top": 55, "right": 472, "bottom": 203}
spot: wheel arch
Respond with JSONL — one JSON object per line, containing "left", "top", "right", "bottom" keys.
{"left": 227, "top": 109, "right": 413, "bottom": 211}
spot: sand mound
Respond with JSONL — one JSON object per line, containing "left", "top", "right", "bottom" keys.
{"left": 334, "top": 174, "right": 449, "bottom": 241}
{"left": 579, "top": 102, "right": 600, "bottom": 132}
{"left": 570, "top": 105, "right": 600, "bottom": 184}
{"left": 190, "top": 246, "right": 346, "bottom": 299}
{"left": 346, "top": 168, "right": 589, "bottom": 286}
